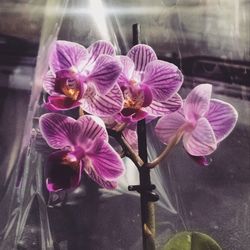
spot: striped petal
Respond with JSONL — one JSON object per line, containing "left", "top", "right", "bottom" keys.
{"left": 44, "top": 96, "right": 81, "bottom": 111}
{"left": 49, "top": 40, "right": 88, "bottom": 73}
{"left": 123, "top": 128, "right": 138, "bottom": 152}
{"left": 155, "top": 110, "right": 186, "bottom": 144}
{"left": 206, "top": 99, "right": 238, "bottom": 142}
{"left": 87, "top": 139, "right": 125, "bottom": 180}
{"left": 117, "top": 55, "right": 135, "bottom": 86}
{"left": 183, "top": 117, "right": 217, "bottom": 156}
{"left": 87, "top": 40, "right": 115, "bottom": 64}
{"left": 142, "top": 60, "right": 183, "bottom": 102}
{"left": 81, "top": 83, "right": 123, "bottom": 116}
{"left": 127, "top": 44, "right": 157, "bottom": 72}
{"left": 39, "top": 113, "right": 81, "bottom": 149}
{"left": 77, "top": 115, "right": 108, "bottom": 142}
{"left": 84, "top": 166, "right": 117, "bottom": 189}
{"left": 87, "top": 55, "right": 122, "bottom": 95}
{"left": 184, "top": 84, "right": 212, "bottom": 122}
{"left": 43, "top": 71, "right": 57, "bottom": 95}
{"left": 145, "top": 93, "right": 183, "bottom": 117}
{"left": 46, "top": 150, "right": 82, "bottom": 192}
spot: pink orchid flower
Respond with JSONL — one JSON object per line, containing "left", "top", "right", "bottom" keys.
{"left": 39, "top": 113, "right": 124, "bottom": 191}
{"left": 116, "top": 44, "right": 184, "bottom": 123}
{"left": 43, "top": 40, "right": 124, "bottom": 116}
{"left": 155, "top": 84, "right": 238, "bottom": 157}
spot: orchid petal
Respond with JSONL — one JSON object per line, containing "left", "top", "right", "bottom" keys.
{"left": 184, "top": 84, "right": 212, "bottom": 122}
{"left": 117, "top": 55, "right": 135, "bottom": 86}
{"left": 127, "top": 44, "right": 157, "bottom": 72}
{"left": 142, "top": 60, "right": 183, "bottom": 101}
{"left": 123, "top": 128, "right": 138, "bottom": 153}
{"left": 44, "top": 96, "right": 81, "bottom": 111}
{"left": 206, "top": 99, "right": 238, "bottom": 142}
{"left": 49, "top": 40, "right": 88, "bottom": 73}
{"left": 87, "top": 55, "right": 122, "bottom": 95}
{"left": 187, "top": 153, "right": 212, "bottom": 167}
{"left": 183, "top": 117, "right": 217, "bottom": 156}
{"left": 39, "top": 113, "right": 81, "bottom": 149}
{"left": 87, "top": 40, "right": 115, "bottom": 64}
{"left": 141, "top": 84, "right": 153, "bottom": 107}
{"left": 155, "top": 110, "right": 186, "bottom": 144}
{"left": 87, "top": 139, "right": 124, "bottom": 180}
{"left": 46, "top": 150, "right": 82, "bottom": 192}
{"left": 81, "top": 83, "right": 123, "bottom": 116}
{"left": 84, "top": 166, "right": 117, "bottom": 189}
{"left": 145, "top": 93, "right": 183, "bottom": 117}
{"left": 77, "top": 115, "right": 108, "bottom": 142}
{"left": 43, "top": 71, "right": 57, "bottom": 95}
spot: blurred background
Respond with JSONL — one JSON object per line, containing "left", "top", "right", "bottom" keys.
{"left": 0, "top": 0, "right": 249, "bottom": 249}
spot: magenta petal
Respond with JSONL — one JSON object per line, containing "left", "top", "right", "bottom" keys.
{"left": 187, "top": 153, "right": 212, "bottom": 167}
{"left": 45, "top": 96, "right": 81, "bottom": 110}
{"left": 117, "top": 55, "right": 135, "bottom": 86}
{"left": 87, "top": 40, "right": 115, "bottom": 64}
{"left": 184, "top": 84, "right": 212, "bottom": 122}
{"left": 81, "top": 83, "right": 123, "bottom": 116}
{"left": 39, "top": 113, "right": 81, "bottom": 149}
{"left": 87, "top": 55, "right": 122, "bottom": 95}
{"left": 142, "top": 60, "right": 183, "bottom": 102}
{"left": 145, "top": 93, "right": 183, "bottom": 117}
{"left": 183, "top": 117, "right": 217, "bottom": 156}
{"left": 77, "top": 115, "right": 108, "bottom": 142}
{"left": 127, "top": 44, "right": 157, "bottom": 72}
{"left": 155, "top": 110, "right": 186, "bottom": 144}
{"left": 87, "top": 139, "right": 124, "bottom": 180}
{"left": 49, "top": 40, "right": 88, "bottom": 73}
{"left": 123, "top": 128, "right": 138, "bottom": 153}
{"left": 46, "top": 150, "right": 82, "bottom": 192}
{"left": 84, "top": 166, "right": 117, "bottom": 189}
{"left": 43, "top": 71, "right": 57, "bottom": 95}
{"left": 141, "top": 85, "right": 153, "bottom": 107}
{"left": 206, "top": 99, "right": 238, "bottom": 142}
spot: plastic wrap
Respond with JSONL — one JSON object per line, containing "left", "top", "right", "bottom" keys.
{"left": 0, "top": 0, "right": 249, "bottom": 249}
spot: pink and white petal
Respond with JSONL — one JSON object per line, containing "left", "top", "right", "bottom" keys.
{"left": 45, "top": 96, "right": 81, "bottom": 111}
{"left": 46, "top": 150, "right": 82, "bottom": 192}
{"left": 84, "top": 165, "right": 117, "bottom": 189}
{"left": 183, "top": 117, "right": 217, "bottom": 156}
{"left": 81, "top": 83, "right": 124, "bottom": 116}
{"left": 206, "top": 99, "right": 238, "bottom": 142}
{"left": 49, "top": 40, "right": 88, "bottom": 73}
{"left": 155, "top": 110, "right": 186, "bottom": 144}
{"left": 127, "top": 44, "right": 157, "bottom": 72}
{"left": 43, "top": 71, "right": 58, "bottom": 95}
{"left": 77, "top": 115, "right": 108, "bottom": 142}
{"left": 87, "top": 139, "right": 125, "bottom": 180}
{"left": 145, "top": 93, "right": 183, "bottom": 117}
{"left": 87, "top": 55, "right": 122, "bottom": 95}
{"left": 141, "top": 84, "right": 153, "bottom": 107}
{"left": 142, "top": 60, "right": 183, "bottom": 102}
{"left": 184, "top": 84, "right": 212, "bottom": 122}
{"left": 87, "top": 40, "right": 115, "bottom": 64}
{"left": 123, "top": 128, "right": 138, "bottom": 153}
{"left": 39, "top": 113, "right": 81, "bottom": 149}
{"left": 117, "top": 55, "right": 135, "bottom": 86}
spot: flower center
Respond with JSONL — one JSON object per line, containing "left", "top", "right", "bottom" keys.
{"left": 123, "top": 87, "right": 144, "bottom": 110}
{"left": 61, "top": 153, "right": 80, "bottom": 171}
{"left": 60, "top": 79, "right": 81, "bottom": 100}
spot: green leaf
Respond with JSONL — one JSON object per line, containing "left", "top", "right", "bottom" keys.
{"left": 163, "top": 231, "right": 222, "bottom": 250}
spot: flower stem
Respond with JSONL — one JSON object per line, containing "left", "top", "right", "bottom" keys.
{"left": 146, "top": 131, "right": 183, "bottom": 169}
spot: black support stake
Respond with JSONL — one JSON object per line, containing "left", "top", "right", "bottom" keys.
{"left": 132, "top": 23, "right": 158, "bottom": 250}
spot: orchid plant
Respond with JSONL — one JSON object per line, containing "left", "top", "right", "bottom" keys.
{"left": 39, "top": 39, "right": 238, "bottom": 249}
